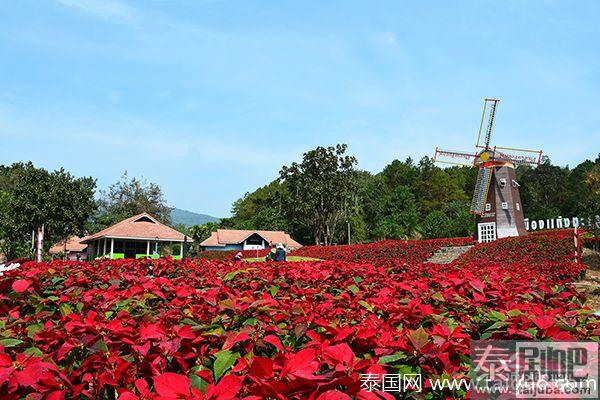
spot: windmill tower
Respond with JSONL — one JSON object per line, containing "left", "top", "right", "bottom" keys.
{"left": 434, "top": 99, "right": 543, "bottom": 243}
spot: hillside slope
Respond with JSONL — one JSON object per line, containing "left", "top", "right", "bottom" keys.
{"left": 170, "top": 208, "right": 219, "bottom": 228}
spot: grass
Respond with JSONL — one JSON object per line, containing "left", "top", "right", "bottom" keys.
{"left": 243, "top": 256, "right": 322, "bottom": 262}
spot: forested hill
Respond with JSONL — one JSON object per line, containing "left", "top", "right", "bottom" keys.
{"left": 170, "top": 208, "right": 220, "bottom": 228}
{"left": 220, "top": 152, "right": 600, "bottom": 245}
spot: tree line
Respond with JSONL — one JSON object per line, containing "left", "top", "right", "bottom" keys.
{"left": 218, "top": 145, "right": 600, "bottom": 245}
{"left": 0, "top": 165, "right": 171, "bottom": 261}
{"left": 1, "top": 147, "right": 599, "bottom": 260}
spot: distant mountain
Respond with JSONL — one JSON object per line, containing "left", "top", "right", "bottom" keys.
{"left": 170, "top": 208, "right": 220, "bottom": 228}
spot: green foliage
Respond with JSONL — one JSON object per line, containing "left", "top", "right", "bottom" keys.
{"left": 420, "top": 210, "right": 453, "bottom": 239}
{"left": 91, "top": 172, "right": 171, "bottom": 231}
{"left": 372, "top": 185, "right": 419, "bottom": 240}
{"left": 226, "top": 151, "right": 600, "bottom": 244}
{"left": 224, "top": 181, "right": 289, "bottom": 232}
{"left": 189, "top": 222, "right": 219, "bottom": 243}
{"left": 0, "top": 162, "right": 96, "bottom": 261}
{"left": 279, "top": 144, "right": 358, "bottom": 245}
{"left": 5, "top": 151, "right": 596, "bottom": 260}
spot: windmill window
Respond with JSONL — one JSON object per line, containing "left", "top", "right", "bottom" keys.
{"left": 512, "top": 179, "right": 520, "bottom": 188}
{"left": 516, "top": 202, "right": 520, "bottom": 211}
{"left": 499, "top": 178, "right": 507, "bottom": 187}
{"left": 501, "top": 202, "right": 508, "bottom": 210}
{"left": 485, "top": 203, "right": 491, "bottom": 211}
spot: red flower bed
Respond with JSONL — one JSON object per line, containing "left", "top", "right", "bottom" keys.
{"left": 293, "top": 237, "right": 474, "bottom": 265}
{"left": 454, "top": 231, "right": 577, "bottom": 266}
{"left": 0, "top": 234, "right": 597, "bottom": 399}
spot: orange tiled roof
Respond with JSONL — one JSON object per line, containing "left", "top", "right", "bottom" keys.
{"left": 49, "top": 236, "right": 87, "bottom": 254}
{"left": 81, "top": 213, "right": 189, "bottom": 243}
{"left": 200, "top": 229, "right": 301, "bottom": 249}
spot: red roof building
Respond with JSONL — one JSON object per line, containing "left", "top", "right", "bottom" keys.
{"left": 81, "top": 212, "right": 191, "bottom": 259}
{"left": 200, "top": 229, "right": 301, "bottom": 251}
{"left": 49, "top": 236, "right": 88, "bottom": 260}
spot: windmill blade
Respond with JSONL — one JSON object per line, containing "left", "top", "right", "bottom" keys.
{"left": 493, "top": 146, "right": 543, "bottom": 166}
{"left": 475, "top": 98, "right": 499, "bottom": 149}
{"left": 434, "top": 148, "right": 477, "bottom": 166}
{"left": 470, "top": 167, "right": 493, "bottom": 215}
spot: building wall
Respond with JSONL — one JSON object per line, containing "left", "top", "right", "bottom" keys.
{"left": 475, "top": 164, "right": 527, "bottom": 241}
{"left": 204, "top": 244, "right": 243, "bottom": 252}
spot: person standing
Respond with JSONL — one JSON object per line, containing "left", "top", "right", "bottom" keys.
{"left": 274, "top": 244, "right": 287, "bottom": 262}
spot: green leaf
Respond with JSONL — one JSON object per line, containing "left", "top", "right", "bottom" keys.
{"left": 26, "top": 323, "right": 44, "bottom": 338}
{"left": 51, "top": 277, "right": 65, "bottom": 285}
{"left": 223, "top": 271, "right": 241, "bottom": 281}
{"left": 0, "top": 338, "right": 23, "bottom": 347}
{"left": 479, "top": 332, "right": 493, "bottom": 340}
{"left": 486, "top": 321, "right": 507, "bottom": 331}
{"left": 213, "top": 350, "right": 239, "bottom": 381}
{"left": 190, "top": 375, "right": 208, "bottom": 393}
{"left": 379, "top": 353, "right": 404, "bottom": 364}
{"left": 507, "top": 309, "right": 521, "bottom": 317}
{"left": 357, "top": 300, "right": 373, "bottom": 312}
{"left": 348, "top": 284, "right": 359, "bottom": 295}
{"left": 92, "top": 339, "right": 109, "bottom": 353}
{"left": 59, "top": 303, "right": 73, "bottom": 316}
{"left": 269, "top": 285, "right": 280, "bottom": 297}
{"left": 487, "top": 310, "right": 507, "bottom": 321}
{"left": 407, "top": 327, "right": 429, "bottom": 350}
{"left": 24, "top": 347, "right": 43, "bottom": 357}
{"left": 431, "top": 292, "right": 444, "bottom": 302}
{"left": 353, "top": 276, "right": 363, "bottom": 284}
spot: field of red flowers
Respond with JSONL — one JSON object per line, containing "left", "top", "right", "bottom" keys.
{"left": 1, "top": 233, "right": 598, "bottom": 399}
{"left": 293, "top": 237, "right": 474, "bottom": 265}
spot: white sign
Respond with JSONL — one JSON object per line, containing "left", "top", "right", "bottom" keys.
{"left": 525, "top": 215, "right": 600, "bottom": 231}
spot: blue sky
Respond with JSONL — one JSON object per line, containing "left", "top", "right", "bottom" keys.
{"left": 1, "top": 1, "right": 599, "bottom": 217}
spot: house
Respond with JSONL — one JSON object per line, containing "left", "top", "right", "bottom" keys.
{"left": 80, "top": 212, "right": 191, "bottom": 260}
{"left": 200, "top": 229, "right": 302, "bottom": 251}
{"left": 49, "top": 236, "right": 88, "bottom": 260}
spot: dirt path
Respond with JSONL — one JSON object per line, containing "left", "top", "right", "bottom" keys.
{"left": 579, "top": 249, "right": 600, "bottom": 311}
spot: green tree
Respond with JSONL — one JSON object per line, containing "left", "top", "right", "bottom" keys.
{"left": 372, "top": 185, "right": 419, "bottom": 240}
{"left": 420, "top": 210, "right": 453, "bottom": 239}
{"left": 92, "top": 172, "right": 171, "bottom": 231}
{"left": 517, "top": 157, "right": 570, "bottom": 220}
{"left": 225, "top": 181, "right": 289, "bottom": 232}
{"left": 280, "top": 144, "right": 357, "bottom": 245}
{"left": 0, "top": 162, "right": 96, "bottom": 260}
{"left": 414, "top": 162, "right": 469, "bottom": 216}
{"left": 189, "top": 222, "right": 220, "bottom": 243}
{"left": 443, "top": 200, "right": 475, "bottom": 237}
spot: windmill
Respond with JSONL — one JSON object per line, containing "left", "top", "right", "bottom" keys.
{"left": 434, "top": 99, "right": 543, "bottom": 243}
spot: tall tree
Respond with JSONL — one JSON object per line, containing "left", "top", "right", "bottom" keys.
{"left": 279, "top": 144, "right": 357, "bottom": 245}
{"left": 414, "top": 157, "right": 469, "bottom": 216}
{"left": 517, "top": 157, "right": 570, "bottom": 220}
{"left": 92, "top": 172, "right": 171, "bottom": 231}
{"left": 0, "top": 162, "right": 96, "bottom": 260}
{"left": 223, "top": 181, "right": 289, "bottom": 232}
{"left": 372, "top": 185, "right": 419, "bottom": 240}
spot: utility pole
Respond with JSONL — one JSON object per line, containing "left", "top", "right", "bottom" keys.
{"left": 346, "top": 220, "right": 351, "bottom": 245}
{"left": 183, "top": 236, "right": 188, "bottom": 261}
{"left": 36, "top": 224, "right": 44, "bottom": 263}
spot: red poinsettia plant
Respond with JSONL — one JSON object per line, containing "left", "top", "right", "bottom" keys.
{"left": 0, "top": 233, "right": 597, "bottom": 399}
